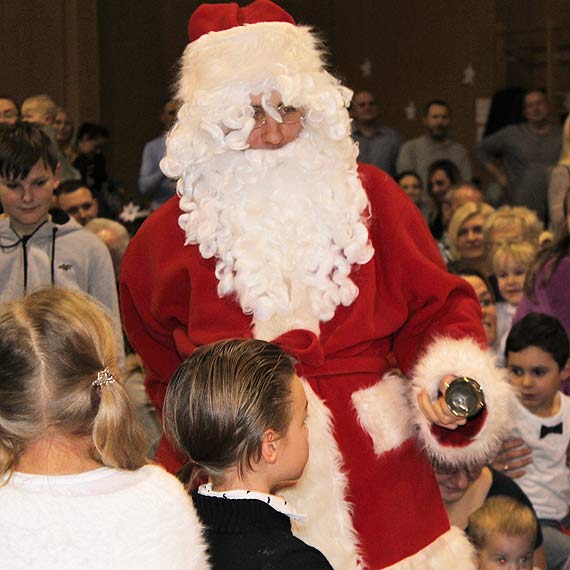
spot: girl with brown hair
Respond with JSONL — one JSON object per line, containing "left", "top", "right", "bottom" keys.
{"left": 0, "top": 288, "right": 208, "bottom": 570}
{"left": 164, "top": 338, "right": 333, "bottom": 570}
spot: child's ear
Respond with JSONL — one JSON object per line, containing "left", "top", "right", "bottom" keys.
{"left": 260, "top": 429, "right": 280, "bottom": 465}
{"left": 561, "top": 359, "right": 570, "bottom": 383}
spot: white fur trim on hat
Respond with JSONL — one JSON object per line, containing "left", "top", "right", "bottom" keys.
{"left": 411, "top": 336, "right": 514, "bottom": 467}
{"left": 164, "top": 21, "right": 353, "bottom": 182}
{"left": 281, "top": 380, "right": 363, "bottom": 570}
{"left": 352, "top": 372, "right": 414, "bottom": 455}
{"left": 385, "top": 526, "right": 476, "bottom": 570}
{"left": 178, "top": 22, "right": 325, "bottom": 103}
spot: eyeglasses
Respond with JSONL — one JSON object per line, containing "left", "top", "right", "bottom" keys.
{"left": 252, "top": 104, "right": 304, "bottom": 129}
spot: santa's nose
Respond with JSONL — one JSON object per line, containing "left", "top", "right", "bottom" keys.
{"left": 261, "top": 116, "right": 285, "bottom": 146}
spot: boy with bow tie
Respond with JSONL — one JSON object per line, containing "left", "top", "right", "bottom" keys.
{"left": 506, "top": 312, "right": 570, "bottom": 570}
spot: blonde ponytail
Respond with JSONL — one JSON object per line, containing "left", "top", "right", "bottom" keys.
{"left": 0, "top": 288, "right": 149, "bottom": 480}
{"left": 92, "top": 377, "right": 147, "bottom": 470}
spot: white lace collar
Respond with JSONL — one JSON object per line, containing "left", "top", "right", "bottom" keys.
{"left": 197, "top": 482, "right": 306, "bottom": 521}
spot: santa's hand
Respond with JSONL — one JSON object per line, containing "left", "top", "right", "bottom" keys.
{"left": 417, "top": 375, "right": 468, "bottom": 430}
{"left": 490, "top": 438, "right": 531, "bottom": 479}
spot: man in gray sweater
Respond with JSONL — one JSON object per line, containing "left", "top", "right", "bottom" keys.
{"left": 476, "top": 89, "right": 562, "bottom": 223}
{"left": 397, "top": 99, "right": 472, "bottom": 186}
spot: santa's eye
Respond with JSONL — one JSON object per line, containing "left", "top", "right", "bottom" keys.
{"left": 251, "top": 106, "right": 266, "bottom": 126}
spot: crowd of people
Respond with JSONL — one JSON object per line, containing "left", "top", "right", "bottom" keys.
{"left": 1, "top": 0, "right": 570, "bottom": 569}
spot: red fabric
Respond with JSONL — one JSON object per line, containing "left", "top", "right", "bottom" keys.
{"left": 120, "top": 163, "right": 486, "bottom": 567}
{"left": 431, "top": 409, "right": 488, "bottom": 447}
{"left": 188, "top": 0, "right": 295, "bottom": 43}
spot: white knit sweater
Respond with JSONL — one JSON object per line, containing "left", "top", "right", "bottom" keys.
{"left": 0, "top": 464, "right": 209, "bottom": 570}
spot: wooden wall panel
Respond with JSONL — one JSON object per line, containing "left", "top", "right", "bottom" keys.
{"left": 0, "top": 1, "right": 67, "bottom": 106}
{"left": 1, "top": 0, "right": 570, "bottom": 196}
{"left": 330, "top": 0, "right": 495, "bottom": 151}
{"left": 97, "top": 1, "right": 169, "bottom": 194}
{"left": 62, "top": 0, "right": 100, "bottom": 123}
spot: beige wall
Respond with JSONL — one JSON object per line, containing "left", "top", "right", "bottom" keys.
{"left": 1, "top": 0, "right": 568, "bottom": 193}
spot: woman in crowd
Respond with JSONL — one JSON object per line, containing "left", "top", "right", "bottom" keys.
{"left": 515, "top": 187, "right": 570, "bottom": 338}
{"left": 53, "top": 107, "right": 76, "bottom": 163}
{"left": 426, "top": 159, "right": 462, "bottom": 239}
{"left": 0, "top": 288, "right": 208, "bottom": 570}
{"left": 448, "top": 201, "right": 495, "bottom": 273}
{"left": 396, "top": 170, "right": 423, "bottom": 207}
{"left": 448, "top": 262, "right": 498, "bottom": 352}
{"left": 548, "top": 115, "right": 570, "bottom": 232}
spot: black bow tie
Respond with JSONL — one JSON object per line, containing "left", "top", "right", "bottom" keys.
{"left": 540, "top": 423, "right": 563, "bottom": 439}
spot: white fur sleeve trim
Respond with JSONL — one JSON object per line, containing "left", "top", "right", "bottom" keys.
{"left": 281, "top": 381, "right": 364, "bottom": 570}
{"left": 385, "top": 526, "right": 476, "bottom": 570}
{"left": 352, "top": 372, "right": 413, "bottom": 455}
{"left": 412, "top": 336, "right": 514, "bottom": 466}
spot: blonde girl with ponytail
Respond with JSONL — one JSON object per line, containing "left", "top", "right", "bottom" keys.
{"left": 0, "top": 288, "right": 208, "bottom": 570}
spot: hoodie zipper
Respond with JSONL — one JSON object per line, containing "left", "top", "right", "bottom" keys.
{"left": 0, "top": 220, "right": 54, "bottom": 294}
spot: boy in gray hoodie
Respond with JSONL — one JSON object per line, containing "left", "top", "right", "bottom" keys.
{"left": 0, "top": 122, "right": 123, "bottom": 358}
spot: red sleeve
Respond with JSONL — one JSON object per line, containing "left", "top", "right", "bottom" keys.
{"left": 360, "top": 163, "right": 486, "bottom": 372}
{"left": 360, "top": 165, "right": 510, "bottom": 462}
{"left": 120, "top": 198, "right": 193, "bottom": 414}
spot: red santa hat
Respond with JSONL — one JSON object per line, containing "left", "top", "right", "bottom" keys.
{"left": 188, "top": 0, "right": 295, "bottom": 42}
{"left": 177, "top": 0, "right": 327, "bottom": 105}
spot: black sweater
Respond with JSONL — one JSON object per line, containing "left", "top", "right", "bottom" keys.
{"left": 192, "top": 491, "right": 334, "bottom": 569}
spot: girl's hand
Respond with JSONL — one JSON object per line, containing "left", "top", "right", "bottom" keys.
{"left": 417, "top": 375, "right": 468, "bottom": 430}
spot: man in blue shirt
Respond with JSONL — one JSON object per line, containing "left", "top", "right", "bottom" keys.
{"left": 138, "top": 99, "right": 179, "bottom": 210}
{"left": 350, "top": 90, "right": 402, "bottom": 177}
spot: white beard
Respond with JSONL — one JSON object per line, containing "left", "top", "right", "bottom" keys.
{"left": 178, "top": 133, "right": 374, "bottom": 341}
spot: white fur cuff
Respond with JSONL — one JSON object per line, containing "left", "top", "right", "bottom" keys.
{"left": 411, "top": 336, "right": 513, "bottom": 466}
{"left": 352, "top": 372, "right": 413, "bottom": 456}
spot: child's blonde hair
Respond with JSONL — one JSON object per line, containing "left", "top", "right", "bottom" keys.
{"left": 492, "top": 241, "right": 537, "bottom": 275}
{"left": 468, "top": 496, "right": 537, "bottom": 551}
{"left": 0, "top": 288, "right": 147, "bottom": 482}
{"left": 163, "top": 338, "right": 296, "bottom": 488}
{"left": 484, "top": 205, "right": 544, "bottom": 248}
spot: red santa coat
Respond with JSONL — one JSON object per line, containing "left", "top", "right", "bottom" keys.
{"left": 121, "top": 164, "right": 510, "bottom": 569}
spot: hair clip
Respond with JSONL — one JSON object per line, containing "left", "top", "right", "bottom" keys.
{"left": 92, "top": 368, "right": 117, "bottom": 388}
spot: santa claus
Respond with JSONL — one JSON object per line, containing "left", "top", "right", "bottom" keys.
{"left": 121, "top": 1, "right": 511, "bottom": 568}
